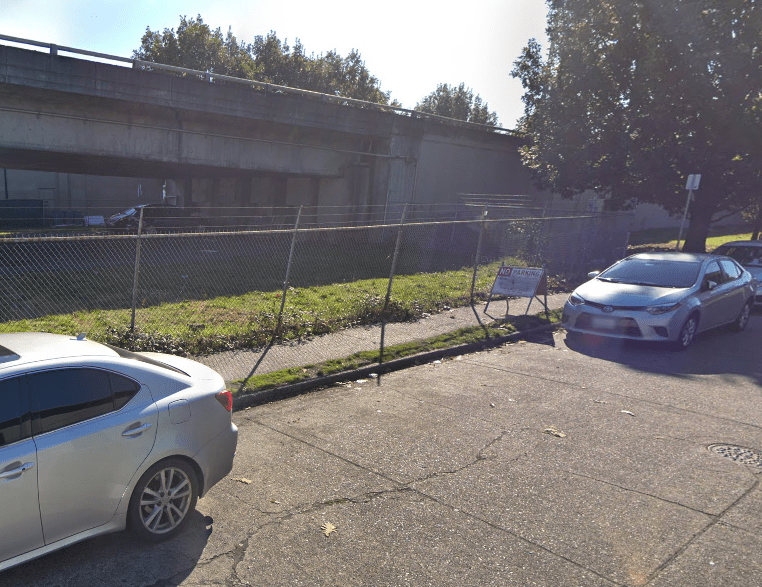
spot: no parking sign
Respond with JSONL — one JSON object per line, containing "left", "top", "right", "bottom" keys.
{"left": 485, "top": 265, "right": 549, "bottom": 316}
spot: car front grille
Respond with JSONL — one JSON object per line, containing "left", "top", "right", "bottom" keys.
{"left": 575, "top": 313, "right": 643, "bottom": 337}
{"left": 582, "top": 300, "right": 644, "bottom": 312}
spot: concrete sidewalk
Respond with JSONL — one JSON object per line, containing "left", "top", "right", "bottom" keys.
{"left": 197, "top": 292, "right": 571, "bottom": 382}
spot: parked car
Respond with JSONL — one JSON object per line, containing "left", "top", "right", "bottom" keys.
{"left": 0, "top": 332, "right": 237, "bottom": 572}
{"left": 106, "top": 204, "right": 205, "bottom": 232}
{"left": 712, "top": 240, "right": 762, "bottom": 305}
{"left": 562, "top": 252, "right": 755, "bottom": 350}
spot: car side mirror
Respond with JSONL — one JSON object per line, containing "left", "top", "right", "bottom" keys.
{"left": 587, "top": 271, "right": 601, "bottom": 279}
{"left": 703, "top": 280, "right": 717, "bottom": 291}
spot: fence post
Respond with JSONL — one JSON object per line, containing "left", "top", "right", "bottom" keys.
{"left": 130, "top": 207, "right": 145, "bottom": 331}
{"left": 379, "top": 203, "right": 408, "bottom": 370}
{"left": 470, "top": 208, "right": 488, "bottom": 304}
{"left": 276, "top": 206, "right": 302, "bottom": 333}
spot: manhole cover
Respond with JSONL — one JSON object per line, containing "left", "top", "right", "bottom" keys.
{"left": 708, "top": 444, "right": 762, "bottom": 468}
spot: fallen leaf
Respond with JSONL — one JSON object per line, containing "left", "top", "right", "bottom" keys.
{"left": 232, "top": 478, "right": 252, "bottom": 485}
{"left": 322, "top": 522, "right": 337, "bottom": 537}
{"left": 270, "top": 499, "right": 281, "bottom": 504}
{"left": 543, "top": 426, "right": 567, "bottom": 438}
{"left": 621, "top": 410, "right": 635, "bottom": 417}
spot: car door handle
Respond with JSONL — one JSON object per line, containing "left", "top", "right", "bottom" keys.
{"left": 122, "top": 422, "right": 153, "bottom": 437}
{"left": 0, "top": 462, "right": 35, "bottom": 480}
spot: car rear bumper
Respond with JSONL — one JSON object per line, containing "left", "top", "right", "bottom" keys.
{"left": 194, "top": 422, "right": 238, "bottom": 497}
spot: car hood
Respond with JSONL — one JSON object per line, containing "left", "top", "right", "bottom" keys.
{"left": 575, "top": 280, "right": 690, "bottom": 307}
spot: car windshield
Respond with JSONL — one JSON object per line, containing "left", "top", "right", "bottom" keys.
{"left": 714, "top": 245, "right": 762, "bottom": 266}
{"left": 598, "top": 258, "right": 701, "bottom": 288}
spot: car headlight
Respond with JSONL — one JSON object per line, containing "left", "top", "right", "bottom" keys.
{"left": 568, "top": 293, "right": 585, "bottom": 306}
{"left": 646, "top": 303, "right": 681, "bottom": 315}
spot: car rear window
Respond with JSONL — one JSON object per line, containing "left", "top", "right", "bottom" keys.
{"left": 102, "top": 344, "right": 189, "bottom": 377}
{"left": 714, "top": 245, "right": 762, "bottom": 266}
{"left": 599, "top": 258, "right": 702, "bottom": 288}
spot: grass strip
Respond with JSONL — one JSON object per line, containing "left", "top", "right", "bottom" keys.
{"left": 628, "top": 228, "right": 753, "bottom": 251}
{"left": 231, "top": 308, "right": 563, "bottom": 396}
{"left": 1, "top": 258, "right": 539, "bottom": 355}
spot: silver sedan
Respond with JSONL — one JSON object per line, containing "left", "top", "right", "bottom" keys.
{"left": 0, "top": 333, "right": 238, "bottom": 572}
{"left": 562, "top": 252, "right": 755, "bottom": 350}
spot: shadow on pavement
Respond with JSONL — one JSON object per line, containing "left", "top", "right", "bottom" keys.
{"left": 563, "top": 314, "right": 762, "bottom": 387}
{"left": 0, "top": 511, "right": 212, "bottom": 586}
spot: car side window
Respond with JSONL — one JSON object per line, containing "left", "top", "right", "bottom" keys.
{"left": 719, "top": 259, "right": 742, "bottom": 281}
{"left": 111, "top": 372, "right": 140, "bottom": 410}
{"left": 28, "top": 368, "right": 115, "bottom": 435}
{"left": 704, "top": 261, "right": 724, "bottom": 285}
{"left": 0, "top": 377, "right": 30, "bottom": 447}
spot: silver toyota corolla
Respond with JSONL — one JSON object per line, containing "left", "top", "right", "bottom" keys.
{"left": 562, "top": 252, "right": 755, "bottom": 350}
{"left": 0, "top": 333, "right": 238, "bottom": 572}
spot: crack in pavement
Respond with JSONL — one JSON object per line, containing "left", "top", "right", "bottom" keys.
{"left": 644, "top": 478, "right": 761, "bottom": 585}
{"left": 565, "top": 469, "right": 717, "bottom": 517}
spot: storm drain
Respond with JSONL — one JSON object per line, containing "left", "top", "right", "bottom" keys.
{"left": 708, "top": 444, "right": 762, "bottom": 468}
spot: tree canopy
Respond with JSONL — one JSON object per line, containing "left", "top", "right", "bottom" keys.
{"left": 512, "top": 0, "right": 762, "bottom": 251}
{"left": 134, "top": 15, "right": 392, "bottom": 105}
{"left": 414, "top": 83, "right": 499, "bottom": 126}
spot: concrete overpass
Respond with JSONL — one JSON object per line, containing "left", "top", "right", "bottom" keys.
{"left": 0, "top": 37, "right": 543, "bottom": 222}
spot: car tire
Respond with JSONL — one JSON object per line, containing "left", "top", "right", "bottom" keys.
{"left": 732, "top": 301, "right": 752, "bottom": 331}
{"left": 565, "top": 330, "right": 581, "bottom": 344}
{"left": 128, "top": 458, "right": 198, "bottom": 542}
{"left": 673, "top": 314, "right": 699, "bottom": 351}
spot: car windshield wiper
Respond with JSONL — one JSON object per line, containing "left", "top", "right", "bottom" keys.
{"left": 599, "top": 278, "right": 665, "bottom": 287}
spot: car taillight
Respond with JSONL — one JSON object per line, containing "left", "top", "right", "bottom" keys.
{"left": 215, "top": 390, "right": 233, "bottom": 412}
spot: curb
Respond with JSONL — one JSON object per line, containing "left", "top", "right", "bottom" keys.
{"left": 232, "top": 321, "right": 561, "bottom": 411}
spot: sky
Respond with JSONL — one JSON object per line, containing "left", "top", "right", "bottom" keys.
{"left": 0, "top": 0, "right": 549, "bottom": 129}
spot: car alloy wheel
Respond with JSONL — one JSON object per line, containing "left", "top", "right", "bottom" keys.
{"left": 674, "top": 315, "right": 698, "bottom": 351}
{"left": 733, "top": 302, "right": 751, "bottom": 331}
{"left": 129, "top": 458, "right": 198, "bottom": 541}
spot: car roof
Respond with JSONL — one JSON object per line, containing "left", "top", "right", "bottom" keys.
{"left": 628, "top": 252, "right": 716, "bottom": 263}
{"left": 0, "top": 332, "right": 117, "bottom": 370}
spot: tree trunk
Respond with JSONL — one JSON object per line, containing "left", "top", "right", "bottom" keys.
{"left": 681, "top": 194, "right": 716, "bottom": 252}
{"left": 752, "top": 201, "right": 762, "bottom": 241}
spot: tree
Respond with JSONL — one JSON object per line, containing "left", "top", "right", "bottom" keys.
{"left": 134, "top": 18, "right": 392, "bottom": 104}
{"left": 134, "top": 15, "right": 257, "bottom": 79}
{"left": 249, "top": 32, "right": 391, "bottom": 103}
{"left": 512, "top": 0, "right": 762, "bottom": 251}
{"left": 414, "top": 83, "right": 499, "bottom": 126}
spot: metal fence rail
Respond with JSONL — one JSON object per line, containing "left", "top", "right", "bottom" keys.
{"left": 0, "top": 211, "right": 631, "bottom": 382}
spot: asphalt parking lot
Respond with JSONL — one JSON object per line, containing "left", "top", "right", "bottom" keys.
{"left": 2, "top": 316, "right": 761, "bottom": 586}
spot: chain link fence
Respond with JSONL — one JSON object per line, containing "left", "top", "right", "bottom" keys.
{"left": 0, "top": 206, "right": 631, "bottom": 382}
